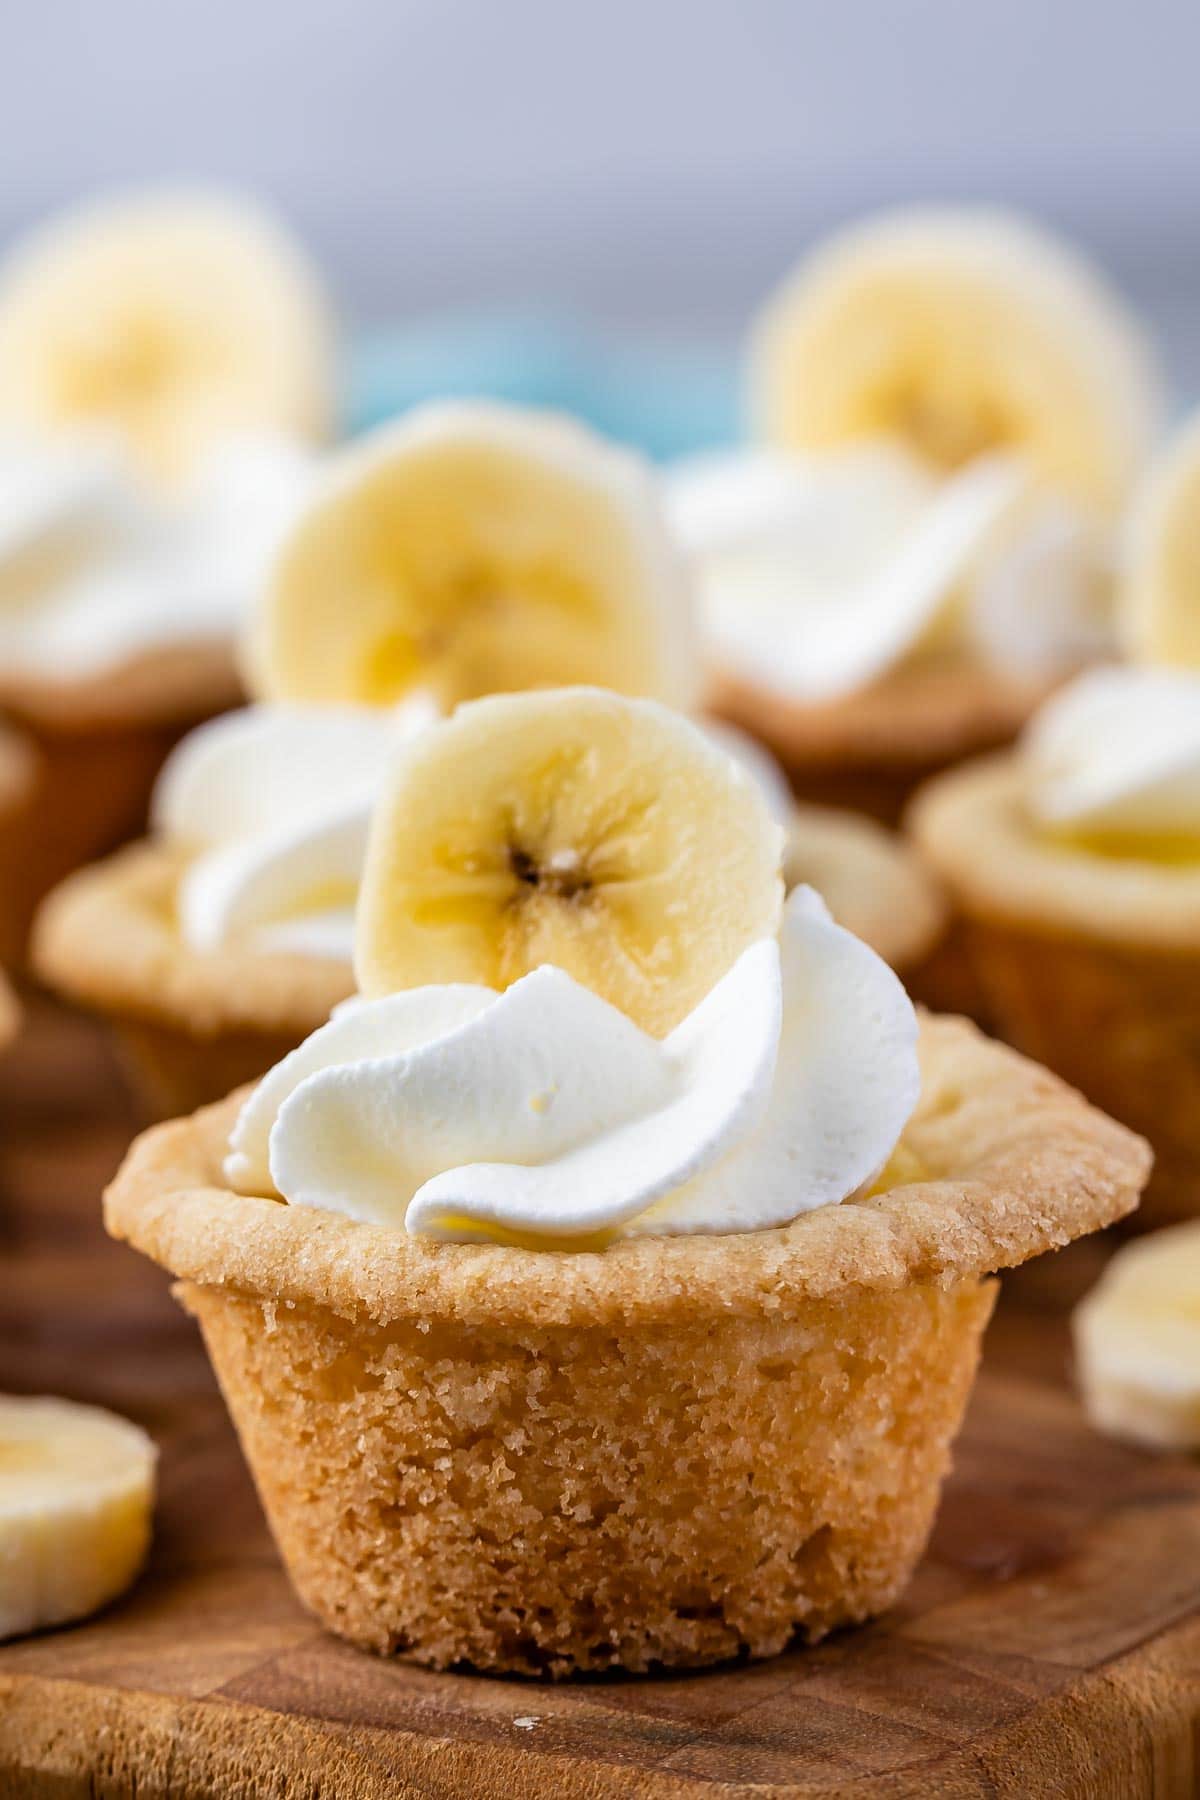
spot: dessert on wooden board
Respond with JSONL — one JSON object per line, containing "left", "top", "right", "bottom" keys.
{"left": 106, "top": 689, "right": 1148, "bottom": 1676}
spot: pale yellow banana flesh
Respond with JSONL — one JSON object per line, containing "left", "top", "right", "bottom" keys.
{"left": 1122, "top": 413, "right": 1200, "bottom": 667}
{"left": 0, "top": 1394, "right": 156, "bottom": 1640}
{"left": 252, "top": 410, "right": 693, "bottom": 712}
{"left": 0, "top": 189, "right": 333, "bottom": 486}
{"left": 1074, "top": 1222, "right": 1200, "bottom": 1450}
{"left": 749, "top": 209, "right": 1162, "bottom": 515}
{"left": 357, "top": 687, "right": 783, "bottom": 1037}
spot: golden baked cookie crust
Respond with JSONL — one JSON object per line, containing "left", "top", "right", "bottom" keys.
{"left": 104, "top": 1013, "right": 1145, "bottom": 1674}
{"left": 106, "top": 1013, "right": 1147, "bottom": 1331}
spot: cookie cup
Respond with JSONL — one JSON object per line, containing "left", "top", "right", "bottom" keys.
{"left": 911, "top": 756, "right": 1200, "bottom": 1225}
{"left": 0, "top": 642, "right": 240, "bottom": 964}
{"left": 105, "top": 1014, "right": 1147, "bottom": 1677}
{"left": 36, "top": 809, "right": 950, "bottom": 1120}
{"left": 710, "top": 662, "right": 1055, "bottom": 826}
{"left": 33, "top": 842, "right": 351, "bottom": 1118}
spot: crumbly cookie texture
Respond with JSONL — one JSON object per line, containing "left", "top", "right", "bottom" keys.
{"left": 103, "top": 1014, "right": 1147, "bottom": 1675}
{"left": 784, "top": 801, "right": 946, "bottom": 974}
{"left": 710, "top": 662, "right": 1056, "bottom": 824}
{"left": 183, "top": 1274, "right": 993, "bottom": 1675}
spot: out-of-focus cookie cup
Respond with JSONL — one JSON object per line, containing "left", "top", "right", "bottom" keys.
{"left": 910, "top": 690, "right": 1200, "bottom": 1227}
{"left": 105, "top": 1015, "right": 1147, "bottom": 1677}
{"left": 684, "top": 208, "right": 1162, "bottom": 823}
{"left": 32, "top": 842, "right": 353, "bottom": 1119}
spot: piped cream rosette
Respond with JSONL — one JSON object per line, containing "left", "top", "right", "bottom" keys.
{"left": 674, "top": 208, "right": 1163, "bottom": 704}
{"left": 227, "top": 689, "right": 920, "bottom": 1250}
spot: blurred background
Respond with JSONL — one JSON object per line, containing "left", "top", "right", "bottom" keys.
{"left": 5, "top": 0, "right": 1200, "bottom": 452}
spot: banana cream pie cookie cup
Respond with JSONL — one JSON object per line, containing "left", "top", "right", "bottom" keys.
{"left": 0, "top": 186, "right": 333, "bottom": 957}
{"left": 674, "top": 207, "right": 1163, "bottom": 823}
{"left": 106, "top": 689, "right": 1148, "bottom": 1676}
{"left": 911, "top": 666, "right": 1200, "bottom": 1225}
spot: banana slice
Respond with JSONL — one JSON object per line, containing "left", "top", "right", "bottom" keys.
{"left": 1122, "top": 411, "right": 1200, "bottom": 667}
{"left": 248, "top": 400, "right": 696, "bottom": 712}
{"left": 749, "top": 207, "right": 1162, "bottom": 515}
{"left": 1073, "top": 1224, "right": 1200, "bottom": 1450}
{"left": 0, "top": 1394, "right": 156, "bottom": 1640}
{"left": 0, "top": 187, "right": 334, "bottom": 486}
{"left": 357, "top": 687, "right": 784, "bottom": 1037}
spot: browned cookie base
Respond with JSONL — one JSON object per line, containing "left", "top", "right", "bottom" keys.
{"left": 965, "top": 921, "right": 1200, "bottom": 1228}
{"left": 0, "top": 722, "right": 181, "bottom": 968}
{"left": 183, "top": 1275, "right": 994, "bottom": 1676}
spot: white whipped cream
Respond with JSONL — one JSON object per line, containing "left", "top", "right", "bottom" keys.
{"left": 0, "top": 430, "right": 314, "bottom": 678}
{"left": 668, "top": 443, "right": 1112, "bottom": 701}
{"left": 226, "top": 886, "right": 920, "bottom": 1246}
{"left": 155, "top": 695, "right": 438, "bottom": 958}
{"left": 1024, "top": 667, "right": 1200, "bottom": 839}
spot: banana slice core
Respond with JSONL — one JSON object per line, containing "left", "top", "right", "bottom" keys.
{"left": 357, "top": 688, "right": 783, "bottom": 1037}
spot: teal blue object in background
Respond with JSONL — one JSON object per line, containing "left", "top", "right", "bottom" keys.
{"left": 344, "top": 312, "right": 740, "bottom": 461}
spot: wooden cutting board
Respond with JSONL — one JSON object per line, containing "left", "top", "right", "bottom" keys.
{"left": 3, "top": 997, "right": 1200, "bottom": 1799}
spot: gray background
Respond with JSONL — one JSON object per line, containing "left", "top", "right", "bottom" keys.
{"left": 5, "top": 0, "right": 1199, "bottom": 394}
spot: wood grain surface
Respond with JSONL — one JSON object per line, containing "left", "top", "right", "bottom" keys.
{"left": 2, "top": 997, "right": 1199, "bottom": 1799}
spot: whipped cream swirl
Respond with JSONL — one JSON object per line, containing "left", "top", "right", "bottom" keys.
{"left": 154, "top": 695, "right": 438, "bottom": 958}
{"left": 1024, "top": 667, "right": 1200, "bottom": 840}
{"left": 226, "top": 886, "right": 920, "bottom": 1246}
{"left": 0, "top": 430, "right": 314, "bottom": 678}
{"left": 668, "top": 442, "right": 1112, "bottom": 701}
